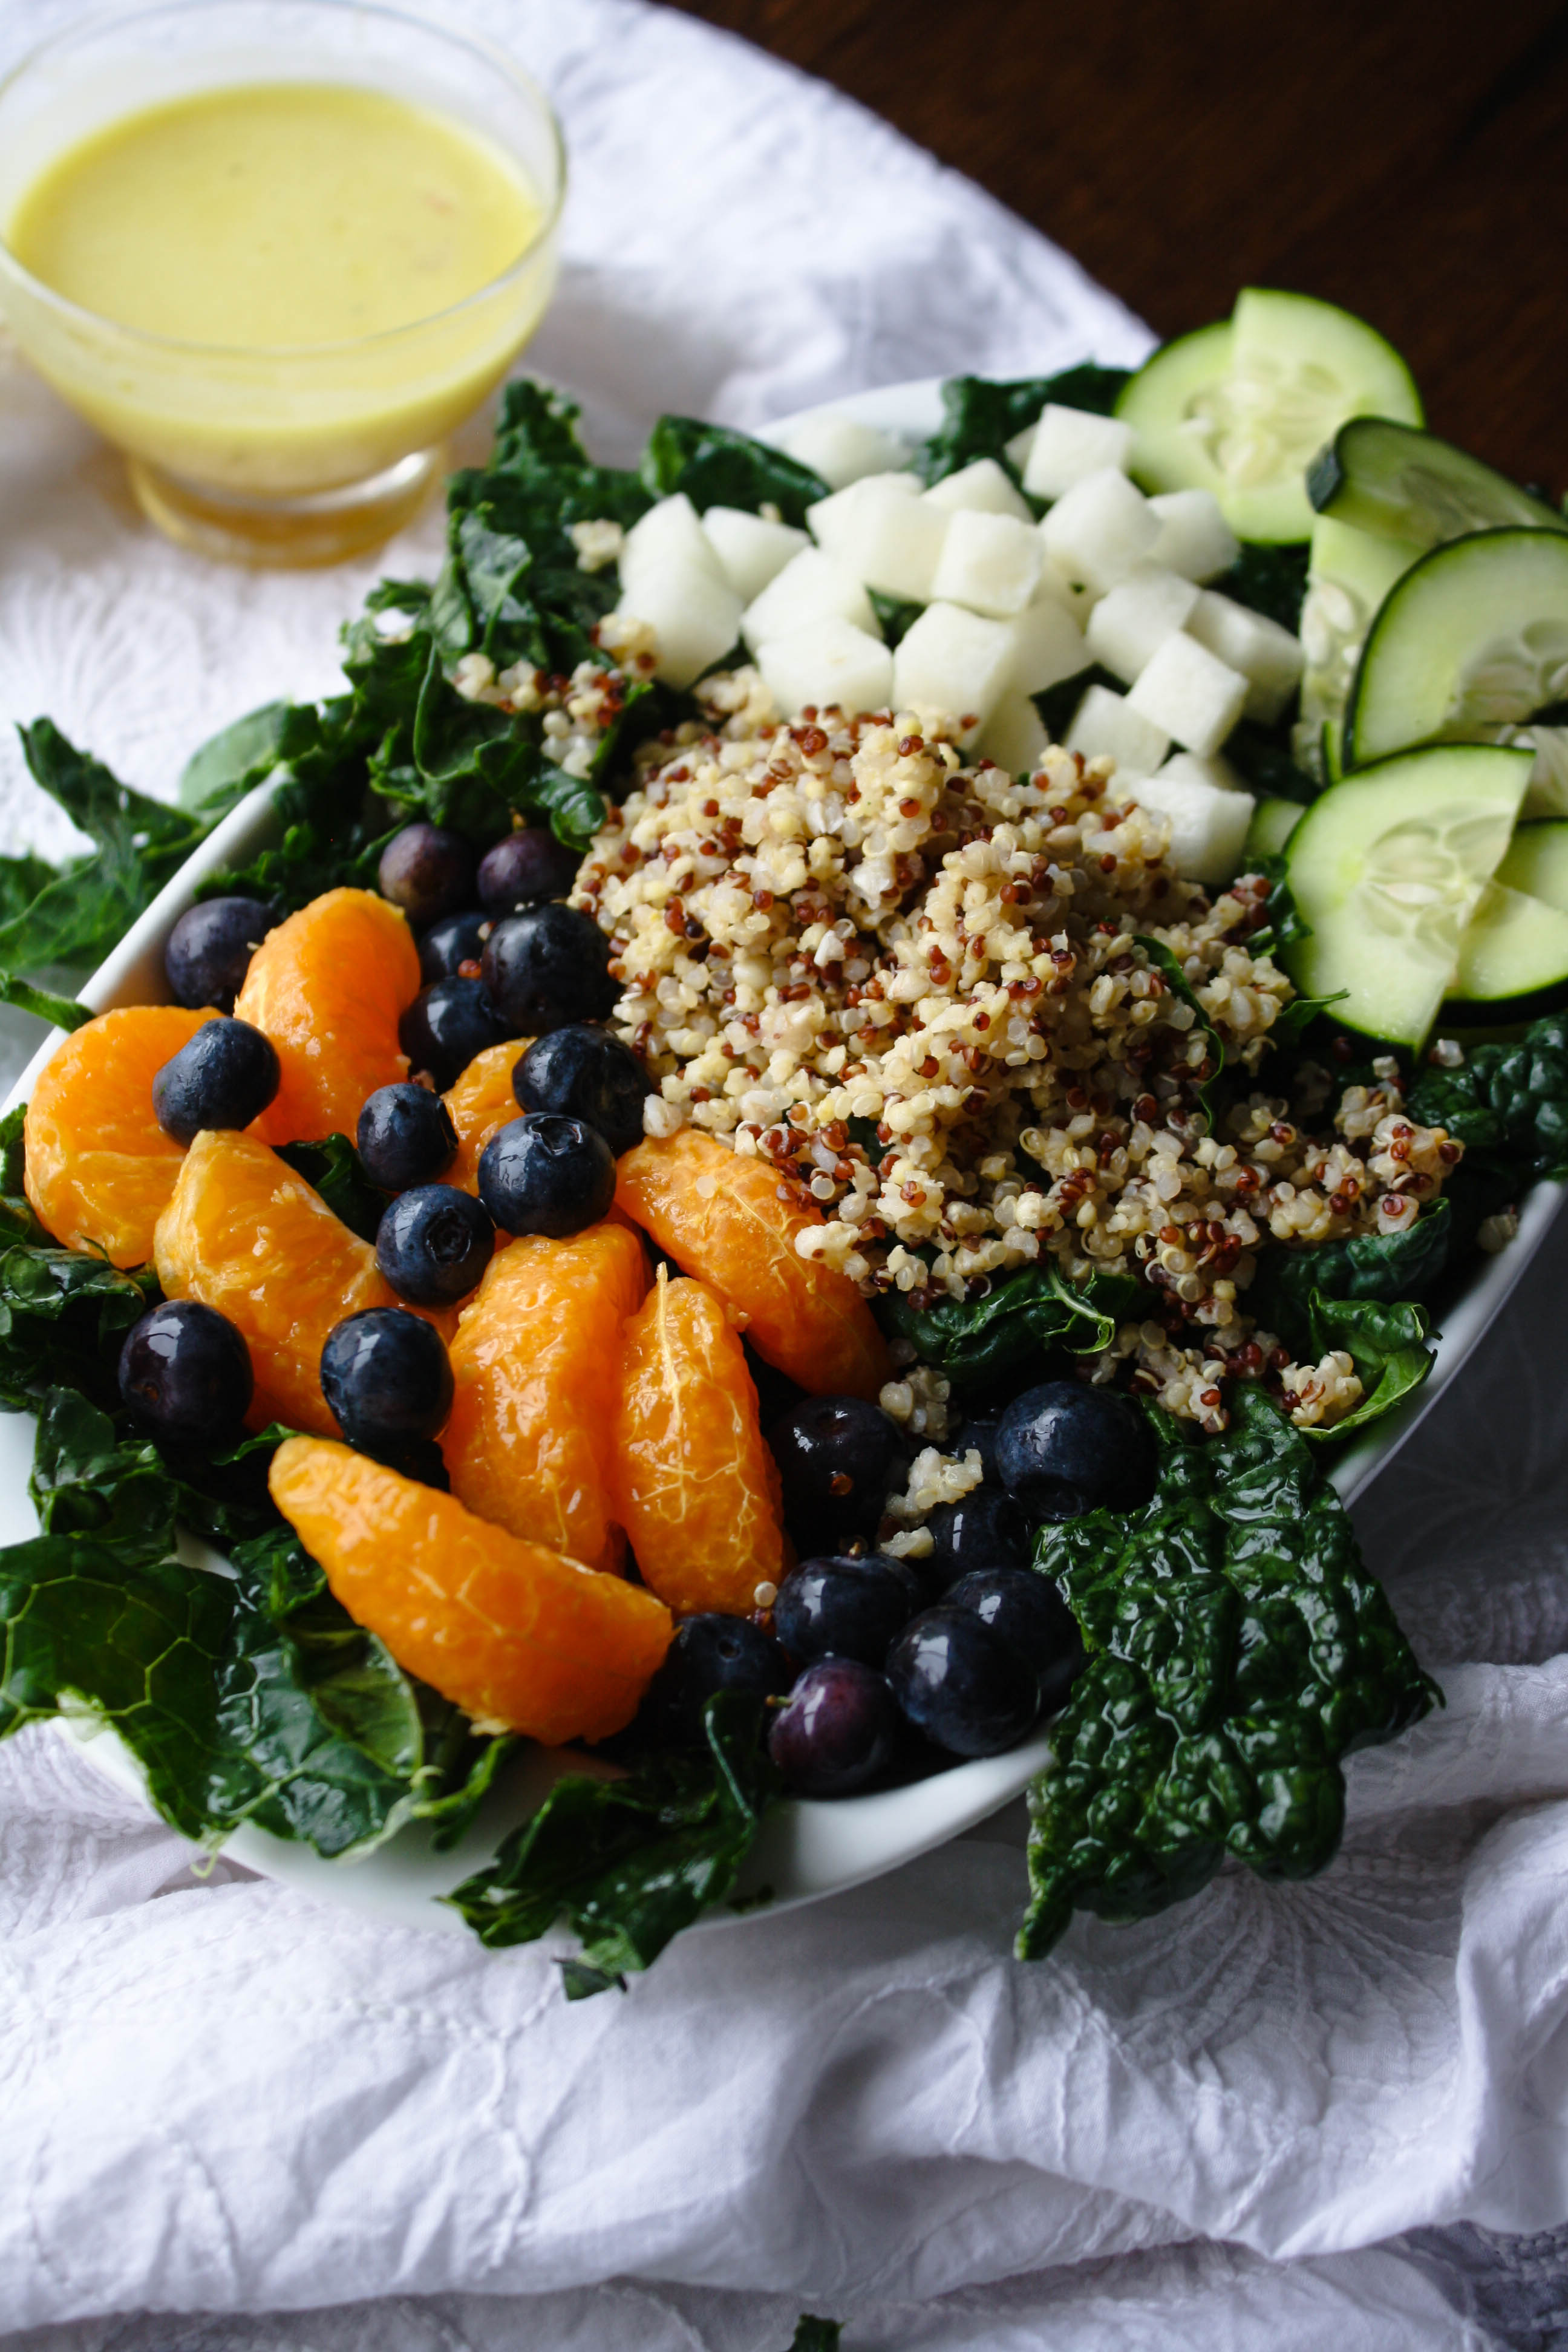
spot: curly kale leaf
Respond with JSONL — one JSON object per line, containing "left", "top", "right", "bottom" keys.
{"left": 1212, "top": 542, "right": 1311, "bottom": 636}
{"left": 1018, "top": 1387, "right": 1437, "bottom": 1958}
{"left": 0, "top": 975, "right": 93, "bottom": 1030}
{"left": 177, "top": 700, "right": 292, "bottom": 817}
{"left": 642, "top": 414, "right": 828, "bottom": 528}
{"left": 918, "top": 365, "right": 1132, "bottom": 488}
{"left": 877, "top": 1265, "right": 1142, "bottom": 1394}
{"left": 272, "top": 1134, "right": 390, "bottom": 1246}
{"left": 1303, "top": 1295, "right": 1434, "bottom": 1437}
{"left": 1242, "top": 1203, "right": 1445, "bottom": 1441}
{"left": 1406, "top": 1013, "right": 1568, "bottom": 1181}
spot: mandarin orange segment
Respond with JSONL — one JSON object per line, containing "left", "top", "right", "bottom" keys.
{"left": 616, "top": 1129, "right": 890, "bottom": 1400}
{"left": 613, "top": 1269, "right": 788, "bottom": 1617}
{"left": 154, "top": 1127, "right": 449, "bottom": 1437}
{"left": 444, "top": 1219, "right": 648, "bottom": 1570}
{"left": 269, "top": 1437, "right": 671, "bottom": 1745}
{"left": 234, "top": 887, "right": 420, "bottom": 1148}
{"left": 443, "top": 1036, "right": 531, "bottom": 1195}
{"left": 24, "top": 1004, "right": 214, "bottom": 1267}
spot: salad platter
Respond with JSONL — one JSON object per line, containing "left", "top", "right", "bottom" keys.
{"left": 1, "top": 288, "right": 1566, "bottom": 1981}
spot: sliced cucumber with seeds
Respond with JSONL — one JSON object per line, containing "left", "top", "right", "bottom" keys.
{"left": 1496, "top": 819, "right": 1568, "bottom": 912}
{"left": 1308, "top": 417, "right": 1567, "bottom": 547}
{"left": 1444, "top": 878, "right": 1568, "bottom": 1024}
{"left": 1117, "top": 290, "right": 1422, "bottom": 545}
{"left": 1295, "top": 514, "right": 1417, "bottom": 777}
{"left": 1284, "top": 742, "right": 1532, "bottom": 1045}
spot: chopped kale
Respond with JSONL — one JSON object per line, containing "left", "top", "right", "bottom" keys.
{"left": 917, "top": 364, "right": 1132, "bottom": 487}
{"left": 877, "top": 1264, "right": 1141, "bottom": 1394}
{"left": 641, "top": 414, "right": 828, "bottom": 527}
{"left": 1405, "top": 1012, "right": 1568, "bottom": 1181}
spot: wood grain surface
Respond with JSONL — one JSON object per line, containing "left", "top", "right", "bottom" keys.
{"left": 670, "top": 0, "right": 1568, "bottom": 495}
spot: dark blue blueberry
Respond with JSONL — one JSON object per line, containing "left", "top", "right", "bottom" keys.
{"left": 943, "top": 1567, "right": 1084, "bottom": 1713}
{"left": 478, "top": 827, "right": 580, "bottom": 913}
{"left": 477, "top": 1113, "right": 615, "bottom": 1239}
{"left": 163, "top": 896, "right": 276, "bottom": 1014}
{"left": 512, "top": 1024, "right": 652, "bottom": 1157}
{"left": 356, "top": 1083, "right": 457, "bottom": 1191}
{"left": 399, "top": 976, "right": 511, "bottom": 1091}
{"left": 995, "top": 1380, "right": 1158, "bottom": 1521}
{"left": 955, "top": 1412, "right": 1004, "bottom": 1486}
{"left": 377, "top": 822, "right": 476, "bottom": 927}
{"left": 152, "top": 1017, "right": 279, "bottom": 1145}
{"left": 924, "top": 1486, "right": 1033, "bottom": 1590}
{"left": 480, "top": 904, "right": 616, "bottom": 1034}
{"left": 118, "top": 1300, "right": 253, "bottom": 1445}
{"left": 768, "top": 1658, "right": 900, "bottom": 1797}
{"left": 773, "top": 1552, "right": 914, "bottom": 1670}
{"left": 376, "top": 1183, "right": 494, "bottom": 1307}
{"left": 767, "top": 1394, "right": 907, "bottom": 1550}
{"left": 641, "top": 1613, "right": 792, "bottom": 1747}
{"left": 418, "top": 909, "right": 489, "bottom": 987}
{"left": 884, "top": 1606, "right": 1039, "bottom": 1757}
{"left": 320, "top": 1308, "right": 454, "bottom": 1449}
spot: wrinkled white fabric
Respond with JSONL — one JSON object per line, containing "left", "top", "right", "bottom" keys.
{"left": 0, "top": 2, "right": 1565, "bottom": 2345}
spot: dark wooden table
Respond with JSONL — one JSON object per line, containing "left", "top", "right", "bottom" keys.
{"left": 671, "top": 0, "right": 1568, "bottom": 495}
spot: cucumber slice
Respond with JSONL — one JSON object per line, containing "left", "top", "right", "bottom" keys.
{"left": 1444, "top": 878, "right": 1568, "bottom": 1022}
{"left": 1117, "top": 291, "right": 1421, "bottom": 545}
{"left": 1245, "top": 795, "right": 1302, "bottom": 857}
{"left": 1284, "top": 742, "right": 1532, "bottom": 1045}
{"left": 1345, "top": 528, "right": 1568, "bottom": 769}
{"left": 1308, "top": 416, "right": 1567, "bottom": 547}
{"left": 1295, "top": 514, "right": 1417, "bottom": 777}
{"left": 1496, "top": 818, "right": 1568, "bottom": 912}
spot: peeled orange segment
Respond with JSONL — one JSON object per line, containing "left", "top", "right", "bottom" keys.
{"left": 154, "top": 1127, "right": 449, "bottom": 1436}
{"left": 269, "top": 1437, "right": 672, "bottom": 1745}
{"left": 445, "top": 1220, "right": 648, "bottom": 1570}
{"left": 443, "top": 1036, "right": 531, "bottom": 1195}
{"left": 234, "top": 887, "right": 420, "bottom": 1148}
{"left": 24, "top": 1004, "right": 213, "bottom": 1266}
{"left": 613, "top": 1270, "right": 789, "bottom": 1617}
{"left": 616, "top": 1129, "right": 890, "bottom": 1400}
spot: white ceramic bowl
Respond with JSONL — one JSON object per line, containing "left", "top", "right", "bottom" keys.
{"left": 2, "top": 376, "right": 1561, "bottom": 1936}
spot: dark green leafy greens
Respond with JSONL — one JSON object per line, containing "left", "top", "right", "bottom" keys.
{"left": 273, "top": 1134, "right": 390, "bottom": 1246}
{"left": 641, "top": 413, "right": 828, "bottom": 527}
{"left": 0, "top": 975, "right": 93, "bottom": 1030}
{"left": 878, "top": 1264, "right": 1140, "bottom": 1393}
{"left": 177, "top": 699, "right": 291, "bottom": 815}
{"left": 917, "top": 364, "right": 1132, "bottom": 488}
{"left": 1406, "top": 1012, "right": 1568, "bottom": 1181}
{"left": 788, "top": 2323, "right": 842, "bottom": 2352}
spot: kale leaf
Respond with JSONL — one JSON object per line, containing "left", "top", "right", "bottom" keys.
{"left": 1018, "top": 1386, "right": 1438, "bottom": 1958}
{"left": 917, "top": 365, "right": 1132, "bottom": 488}
{"left": 1243, "top": 1202, "right": 1445, "bottom": 1442}
{"left": 1212, "top": 542, "right": 1311, "bottom": 635}
{"left": 1221, "top": 716, "right": 1318, "bottom": 805}
{"left": 1033, "top": 662, "right": 1113, "bottom": 743}
{"left": 273, "top": 1134, "right": 390, "bottom": 1246}
{"left": 1133, "top": 936, "right": 1224, "bottom": 1125}
{"left": 178, "top": 700, "right": 292, "bottom": 816}
{"left": 1405, "top": 1012, "right": 1568, "bottom": 1181}
{"left": 877, "top": 1264, "right": 1141, "bottom": 1394}
{"left": 788, "top": 2324, "right": 843, "bottom": 2352}
{"left": 0, "top": 1112, "right": 158, "bottom": 1411}
{"left": 641, "top": 415, "right": 828, "bottom": 528}
{"left": 868, "top": 589, "right": 924, "bottom": 650}
{"left": 0, "top": 975, "right": 93, "bottom": 1030}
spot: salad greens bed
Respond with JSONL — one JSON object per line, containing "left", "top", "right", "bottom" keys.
{"left": 0, "top": 343, "right": 1562, "bottom": 1984}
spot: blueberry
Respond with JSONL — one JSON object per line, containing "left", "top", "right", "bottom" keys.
{"left": 924, "top": 1486, "right": 1033, "bottom": 1590}
{"left": 118, "top": 1300, "right": 253, "bottom": 1445}
{"left": 477, "top": 1113, "right": 615, "bottom": 1239}
{"left": 481, "top": 904, "right": 616, "bottom": 1034}
{"left": 152, "top": 1017, "right": 280, "bottom": 1145}
{"left": 418, "top": 909, "right": 489, "bottom": 987}
{"left": 767, "top": 1394, "right": 907, "bottom": 1549}
{"left": 376, "top": 1183, "right": 494, "bottom": 1306}
{"left": 377, "top": 822, "right": 476, "bottom": 927}
{"left": 995, "top": 1380, "right": 1158, "bottom": 1520}
{"left": 773, "top": 1552, "right": 914, "bottom": 1670}
{"left": 885, "top": 1607, "right": 1040, "bottom": 1758}
{"left": 943, "top": 1567, "right": 1083, "bottom": 1713}
{"left": 513, "top": 1024, "right": 652, "bottom": 1157}
{"left": 955, "top": 1412, "right": 1004, "bottom": 1486}
{"left": 321, "top": 1308, "right": 454, "bottom": 1449}
{"left": 478, "top": 827, "right": 580, "bottom": 913}
{"left": 164, "top": 897, "right": 276, "bottom": 1014}
{"left": 398, "top": 976, "right": 510, "bottom": 1091}
{"left": 641, "top": 1613, "right": 792, "bottom": 1748}
{"left": 768, "top": 1658, "right": 900, "bottom": 1797}
{"left": 356, "top": 1083, "right": 457, "bottom": 1191}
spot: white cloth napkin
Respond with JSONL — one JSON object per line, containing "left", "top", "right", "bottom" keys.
{"left": 1, "top": 4, "right": 1566, "bottom": 2345}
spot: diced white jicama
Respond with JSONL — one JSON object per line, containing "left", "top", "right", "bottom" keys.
{"left": 1004, "top": 421, "right": 1037, "bottom": 474}
{"left": 1148, "top": 489, "right": 1240, "bottom": 583}
{"left": 1124, "top": 772, "right": 1256, "bottom": 886}
{"left": 923, "top": 459, "right": 1033, "bottom": 522}
{"left": 701, "top": 507, "right": 810, "bottom": 605}
{"left": 616, "top": 559, "right": 742, "bottom": 691}
{"left": 929, "top": 509, "right": 1042, "bottom": 618}
{"left": 1187, "top": 590, "right": 1305, "bottom": 723}
{"left": 1151, "top": 750, "right": 1247, "bottom": 795}
{"left": 1127, "top": 632, "right": 1249, "bottom": 757}
{"left": 1063, "top": 683, "right": 1169, "bottom": 777}
{"left": 781, "top": 413, "right": 909, "bottom": 490}
{"left": 742, "top": 547, "right": 880, "bottom": 653}
{"left": 893, "top": 601, "right": 1016, "bottom": 735}
{"left": 806, "top": 471, "right": 920, "bottom": 552}
{"left": 1037, "top": 552, "right": 1098, "bottom": 621}
{"left": 979, "top": 690, "right": 1048, "bottom": 777}
{"left": 1084, "top": 565, "right": 1201, "bottom": 684}
{"left": 809, "top": 475, "right": 947, "bottom": 602}
{"left": 1023, "top": 404, "right": 1136, "bottom": 500}
{"left": 757, "top": 618, "right": 893, "bottom": 718}
{"left": 1007, "top": 592, "right": 1089, "bottom": 695}
{"left": 1038, "top": 469, "right": 1159, "bottom": 595}
{"left": 620, "top": 493, "right": 727, "bottom": 603}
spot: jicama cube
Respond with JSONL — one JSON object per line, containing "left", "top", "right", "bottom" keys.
{"left": 979, "top": 690, "right": 1048, "bottom": 777}
{"left": 1038, "top": 469, "right": 1160, "bottom": 595}
{"left": 1150, "top": 749, "right": 1247, "bottom": 795}
{"left": 1063, "top": 683, "right": 1169, "bottom": 777}
{"left": 621, "top": 493, "right": 727, "bottom": 603}
{"left": 923, "top": 459, "right": 1033, "bottom": 522}
{"left": 930, "top": 509, "right": 1042, "bottom": 618}
{"left": 1007, "top": 592, "right": 1089, "bottom": 695}
{"left": 702, "top": 507, "right": 810, "bottom": 605}
{"left": 809, "top": 475, "right": 947, "bottom": 602}
{"left": 1148, "top": 489, "right": 1240, "bottom": 583}
{"left": 1124, "top": 771, "right": 1256, "bottom": 886}
{"left": 742, "top": 548, "right": 880, "bottom": 653}
{"left": 892, "top": 601, "right": 1016, "bottom": 734}
{"left": 1004, "top": 422, "right": 1037, "bottom": 474}
{"left": 1187, "top": 590, "right": 1305, "bottom": 723}
{"left": 781, "top": 413, "right": 909, "bottom": 490}
{"left": 1127, "top": 632, "right": 1248, "bottom": 757}
{"left": 806, "top": 471, "right": 919, "bottom": 552}
{"left": 618, "top": 558, "right": 742, "bottom": 691}
{"left": 1023, "top": 404, "right": 1136, "bottom": 500}
{"left": 1084, "top": 565, "right": 1201, "bottom": 684}
{"left": 757, "top": 618, "right": 893, "bottom": 718}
